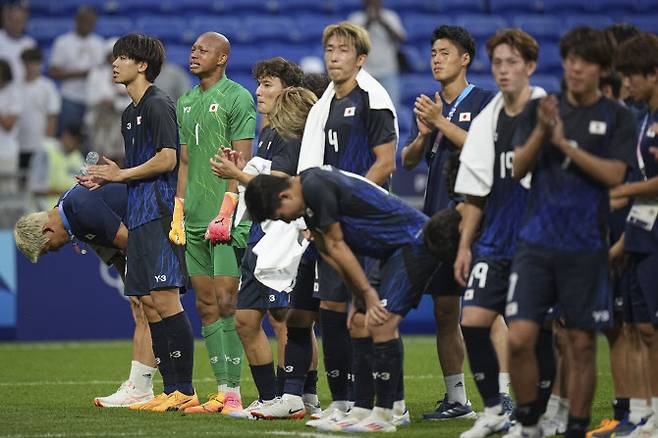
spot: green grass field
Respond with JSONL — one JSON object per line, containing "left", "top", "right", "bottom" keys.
{"left": 0, "top": 336, "right": 615, "bottom": 438}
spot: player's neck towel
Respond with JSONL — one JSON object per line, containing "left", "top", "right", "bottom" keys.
{"left": 235, "top": 156, "right": 271, "bottom": 225}
{"left": 454, "top": 87, "right": 546, "bottom": 196}
{"left": 297, "top": 68, "right": 399, "bottom": 173}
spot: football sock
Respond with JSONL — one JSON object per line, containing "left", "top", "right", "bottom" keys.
{"left": 283, "top": 327, "right": 312, "bottom": 396}
{"left": 304, "top": 370, "right": 319, "bottom": 396}
{"left": 148, "top": 320, "right": 177, "bottom": 395}
{"left": 613, "top": 397, "right": 629, "bottom": 421}
{"left": 129, "top": 360, "right": 157, "bottom": 392}
{"left": 396, "top": 340, "right": 405, "bottom": 402}
{"left": 445, "top": 373, "right": 468, "bottom": 405}
{"left": 536, "top": 328, "right": 556, "bottom": 415}
{"left": 352, "top": 337, "right": 375, "bottom": 409}
{"left": 566, "top": 415, "right": 590, "bottom": 438}
{"left": 250, "top": 362, "right": 277, "bottom": 401}
{"left": 162, "top": 311, "right": 195, "bottom": 396}
{"left": 201, "top": 319, "right": 226, "bottom": 386}
{"left": 319, "top": 309, "right": 353, "bottom": 401}
{"left": 373, "top": 338, "right": 403, "bottom": 410}
{"left": 499, "top": 373, "right": 511, "bottom": 396}
{"left": 219, "top": 315, "right": 243, "bottom": 389}
{"left": 276, "top": 366, "right": 286, "bottom": 397}
{"left": 515, "top": 400, "right": 541, "bottom": 427}
{"left": 462, "top": 326, "right": 500, "bottom": 408}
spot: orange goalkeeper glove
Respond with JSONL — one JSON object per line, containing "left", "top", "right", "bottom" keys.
{"left": 205, "top": 192, "right": 238, "bottom": 244}
{"left": 168, "top": 197, "right": 186, "bottom": 245}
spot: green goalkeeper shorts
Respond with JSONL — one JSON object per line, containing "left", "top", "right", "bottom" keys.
{"left": 184, "top": 221, "right": 249, "bottom": 278}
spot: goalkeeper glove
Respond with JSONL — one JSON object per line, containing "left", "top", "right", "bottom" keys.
{"left": 205, "top": 192, "right": 239, "bottom": 244}
{"left": 168, "top": 197, "right": 186, "bottom": 245}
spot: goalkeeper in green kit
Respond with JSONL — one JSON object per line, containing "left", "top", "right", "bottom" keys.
{"left": 169, "top": 31, "right": 256, "bottom": 415}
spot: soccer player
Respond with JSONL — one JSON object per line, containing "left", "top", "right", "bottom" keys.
{"left": 170, "top": 32, "right": 256, "bottom": 415}
{"left": 244, "top": 166, "right": 461, "bottom": 432}
{"left": 608, "top": 32, "right": 658, "bottom": 438}
{"left": 13, "top": 183, "right": 158, "bottom": 408}
{"left": 400, "top": 25, "right": 493, "bottom": 420}
{"left": 82, "top": 33, "right": 196, "bottom": 412}
{"left": 453, "top": 28, "right": 543, "bottom": 438}
{"left": 505, "top": 27, "right": 636, "bottom": 438}
{"left": 209, "top": 61, "right": 321, "bottom": 417}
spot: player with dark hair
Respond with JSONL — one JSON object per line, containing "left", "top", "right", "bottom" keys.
{"left": 453, "top": 28, "right": 543, "bottom": 438}
{"left": 401, "top": 24, "right": 494, "bottom": 421}
{"left": 505, "top": 27, "right": 637, "bottom": 438}
{"left": 608, "top": 32, "right": 658, "bottom": 438}
{"left": 244, "top": 167, "right": 458, "bottom": 432}
{"left": 80, "top": 33, "right": 196, "bottom": 412}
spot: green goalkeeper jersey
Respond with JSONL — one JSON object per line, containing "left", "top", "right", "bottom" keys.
{"left": 176, "top": 75, "right": 256, "bottom": 228}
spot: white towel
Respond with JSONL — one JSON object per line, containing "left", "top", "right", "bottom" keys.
{"left": 297, "top": 68, "right": 399, "bottom": 173}
{"left": 253, "top": 218, "right": 310, "bottom": 292}
{"left": 455, "top": 87, "right": 546, "bottom": 196}
{"left": 234, "top": 156, "right": 272, "bottom": 225}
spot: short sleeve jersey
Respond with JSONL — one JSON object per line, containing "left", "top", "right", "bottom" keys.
{"left": 404, "top": 86, "right": 494, "bottom": 215}
{"left": 121, "top": 86, "right": 179, "bottom": 230}
{"left": 474, "top": 107, "right": 530, "bottom": 260}
{"left": 300, "top": 166, "right": 428, "bottom": 260}
{"left": 176, "top": 75, "right": 256, "bottom": 227}
{"left": 513, "top": 94, "right": 637, "bottom": 252}
{"left": 323, "top": 85, "right": 396, "bottom": 181}
{"left": 59, "top": 183, "right": 127, "bottom": 247}
{"left": 248, "top": 125, "right": 302, "bottom": 245}
{"left": 625, "top": 108, "right": 658, "bottom": 254}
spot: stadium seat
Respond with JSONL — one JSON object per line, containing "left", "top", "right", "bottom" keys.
{"left": 136, "top": 16, "right": 188, "bottom": 44}
{"left": 512, "top": 15, "right": 562, "bottom": 42}
{"left": 166, "top": 45, "right": 191, "bottom": 69}
{"left": 94, "top": 16, "right": 135, "bottom": 39}
{"left": 564, "top": 14, "right": 615, "bottom": 30}
{"left": 396, "top": 106, "right": 413, "bottom": 136}
{"left": 438, "top": 0, "right": 487, "bottom": 14}
{"left": 402, "top": 14, "right": 450, "bottom": 44}
{"left": 189, "top": 17, "right": 250, "bottom": 45}
{"left": 622, "top": 15, "right": 658, "bottom": 33}
{"left": 489, "top": 0, "right": 543, "bottom": 14}
{"left": 229, "top": 73, "right": 258, "bottom": 94}
{"left": 167, "top": 0, "right": 218, "bottom": 15}
{"left": 455, "top": 15, "right": 508, "bottom": 40}
{"left": 259, "top": 44, "right": 320, "bottom": 64}
{"left": 543, "top": 0, "right": 591, "bottom": 14}
{"left": 390, "top": 0, "right": 440, "bottom": 14}
{"left": 399, "top": 74, "right": 438, "bottom": 108}
{"left": 228, "top": 46, "right": 264, "bottom": 75}
{"left": 27, "top": 18, "right": 72, "bottom": 44}
{"left": 276, "top": 0, "right": 332, "bottom": 15}
{"left": 246, "top": 16, "right": 296, "bottom": 43}
{"left": 469, "top": 74, "right": 498, "bottom": 92}
{"left": 103, "top": 0, "right": 161, "bottom": 14}
{"left": 589, "top": 0, "right": 639, "bottom": 15}
{"left": 399, "top": 44, "right": 429, "bottom": 74}
{"left": 636, "top": 0, "right": 657, "bottom": 13}
{"left": 291, "top": 14, "right": 344, "bottom": 42}
{"left": 329, "top": 0, "right": 363, "bottom": 15}
{"left": 537, "top": 42, "right": 562, "bottom": 75}
{"left": 532, "top": 74, "right": 561, "bottom": 93}
{"left": 470, "top": 42, "right": 490, "bottom": 74}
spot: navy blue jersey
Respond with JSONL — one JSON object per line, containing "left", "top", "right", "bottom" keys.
{"left": 248, "top": 125, "right": 302, "bottom": 245}
{"left": 121, "top": 86, "right": 179, "bottom": 230}
{"left": 404, "top": 86, "right": 494, "bottom": 216}
{"left": 323, "top": 85, "right": 396, "bottom": 180}
{"left": 625, "top": 108, "right": 658, "bottom": 254}
{"left": 474, "top": 108, "right": 529, "bottom": 260}
{"left": 513, "top": 94, "right": 636, "bottom": 251}
{"left": 59, "top": 183, "right": 127, "bottom": 247}
{"left": 300, "top": 166, "right": 428, "bottom": 259}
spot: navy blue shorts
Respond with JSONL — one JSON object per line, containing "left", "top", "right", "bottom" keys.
{"left": 624, "top": 252, "right": 658, "bottom": 325}
{"left": 462, "top": 257, "right": 511, "bottom": 315}
{"left": 378, "top": 242, "right": 440, "bottom": 317}
{"left": 424, "top": 259, "right": 462, "bottom": 296}
{"left": 125, "top": 218, "right": 187, "bottom": 296}
{"left": 237, "top": 244, "right": 289, "bottom": 310}
{"left": 505, "top": 242, "right": 612, "bottom": 331}
{"left": 314, "top": 256, "right": 380, "bottom": 303}
{"left": 289, "top": 253, "right": 321, "bottom": 312}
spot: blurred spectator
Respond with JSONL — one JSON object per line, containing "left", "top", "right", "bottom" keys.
{"left": 348, "top": 0, "right": 406, "bottom": 108}
{"left": 302, "top": 72, "right": 330, "bottom": 99}
{"left": 28, "top": 124, "right": 85, "bottom": 210}
{"left": 0, "top": 58, "right": 21, "bottom": 193}
{"left": 17, "top": 47, "right": 61, "bottom": 175}
{"left": 48, "top": 6, "right": 104, "bottom": 135}
{"left": 0, "top": 3, "right": 36, "bottom": 84}
{"left": 155, "top": 61, "right": 191, "bottom": 103}
{"left": 85, "top": 38, "right": 131, "bottom": 165}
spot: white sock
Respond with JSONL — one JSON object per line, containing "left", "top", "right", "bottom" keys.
{"left": 332, "top": 400, "right": 352, "bottom": 412}
{"left": 226, "top": 385, "right": 240, "bottom": 397}
{"left": 302, "top": 393, "right": 319, "bottom": 405}
{"left": 218, "top": 384, "right": 229, "bottom": 394}
{"left": 652, "top": 397, "right": 658, "bottom": 417}
{"left": 484, "top": 404, "right": 503, "bottom": 416}
{"left": 629, "top": 398, "right": 650, "bottom": 424}
{"left": 372, "top": 406, "right": 393, "bottom": 421}
{"left": 555, "top": 397, "right": 570, "bottom": 424}
{"left": 393, "top": 400, "right": 406, "bottom": 414}
{"left": 444, "top": 373, "right": 467, "bottom": 405}
{"left": 129, "top": 360, "right": 156, "bottom": 392}
{"left": 499, "top": 373, "right": 511, "bottom": 395}
{"left": 544, "top": 394, "right": 561, "bottom": 419}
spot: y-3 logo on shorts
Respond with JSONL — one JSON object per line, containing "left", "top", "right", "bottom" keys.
{"left": 154, "top": 274, "right": 167, "bottom": 282}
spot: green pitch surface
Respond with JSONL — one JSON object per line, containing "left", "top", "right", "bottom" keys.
{"left": 0, "top": 336, "right": 614, "bottom": 438}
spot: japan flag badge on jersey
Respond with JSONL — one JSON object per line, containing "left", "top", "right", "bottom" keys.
{"left": 589, "top": 120, "right": 607, "bottom": 135}
{"left": 344, "top": 106, "right": 356, "bottom": 117}
{"left": 459, "top": 112, "right": 471, "bottom": 122}
{"left": 209, "top": 103, "right": 219, "bottom": 112}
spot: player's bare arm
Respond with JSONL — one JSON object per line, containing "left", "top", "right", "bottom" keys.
{"left": 401, "top": 117, "right": 432, "bottom": 170}
{"left": 364, "top": 140, "right": 396, "bottom": 186}
{"left": 86, "top": 148, "right": 176, "bottom": 189}
{"left": 454, "top": 195, "right": 485, "bottom": 287}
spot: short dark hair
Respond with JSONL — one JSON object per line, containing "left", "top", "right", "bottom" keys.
{"left": 486, "top": 28, "right": 539, "bottom": 63}
{"left": 302, "top": 72, "right": 330, "bottom": 99}
{"left": 424, "top": 208, "right": 462, "bottom": 264}
{"left": 21, "top": 47, "right": 43, "bottom": 63}
{"left": 252, "top": 57, "right": 303, "bottom": 88}
{"left": 559, "top": 26, "right": 615, "bottom": 70}
{"left": 605, "top": 23, "right": 641, "bottom": 45}
{"left": 113, "top": 33, "right": 165, "bottom": 83}
{"left": 600, "top": 70, "right": 622, "bottom": 99}
{"left": 0, "top": 58, "right": 12, "bottom": 82}
{"left": 431, "top": 25, "right": 476, "bottom": 67}
{"left": 245, "top": 175, "right": 291, "bottom": 223}
{"left": 615, "top": 33, "right": 658, "bottom": 76}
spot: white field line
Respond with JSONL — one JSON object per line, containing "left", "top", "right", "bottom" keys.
{"left": 0, "top": 431, "right": 346, "bottom": 438}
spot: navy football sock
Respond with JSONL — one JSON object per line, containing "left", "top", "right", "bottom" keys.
{"left": 535, "top": 328, "right": 556, "bottom": 415}
{"left": 352, "top": 337, "right": 375, "bottom": 409}
{"left": 250, "top": 362, "right": 277, "bottom": 401}
{"left": 148, "top": 320, "right": 177, "bottom": 395}
{"left": 373, "top": 338, "right": 403, "bottom": 410}
{"left": 463, "top": 326, "right": 501, "bottom": 408}
{"left": 283, "top": 326, "right": 313, "bottom": 396}
{"left": 162, "top": 311, "right": 195, "bottom": 396}
{"left": 319, "top": 309, "right": 353, "bottom": 401}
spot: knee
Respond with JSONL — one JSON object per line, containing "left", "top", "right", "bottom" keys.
{"left": 568, "top": 331, "right": 596, "bottom": 359}
{"left": 217, "top": 288, "right": 237, "bottom": 318}
{"left": 235, "top": 313, "right": 259, "bottom": 340}
{"left": 637, "top": 324, "right": 656, "bottom": 347}
{"left": 433, "top": 298, "right": 461, "bottom": 329}
{"left": 195, "top": 293, "right": 218, "bottom": 321}
{"left": 508, "top": 329, "right": 535, "bottom": 358}
{"left": 286, "top": 309, "right": 315, "bottom": 328}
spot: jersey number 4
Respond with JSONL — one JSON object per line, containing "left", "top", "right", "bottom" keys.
{"left": 328, "top": 129, "right": 339, "bottom": 152}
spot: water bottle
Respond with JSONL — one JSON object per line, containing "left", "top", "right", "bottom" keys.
{"left": 79, "top": 151, "right": 100, "bottom": 176}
